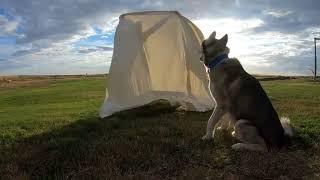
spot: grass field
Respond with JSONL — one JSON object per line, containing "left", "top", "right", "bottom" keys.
{"left": 0, "top": 76, "right": 320, "bottom": 179}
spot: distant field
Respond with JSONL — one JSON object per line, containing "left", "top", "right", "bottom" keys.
{"left": 0, "top": 75, "right": 319, "bottom": 179}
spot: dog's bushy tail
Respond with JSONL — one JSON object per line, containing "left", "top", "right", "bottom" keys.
{"left": 280, "top": 117, "right": 294, "bottom": 137}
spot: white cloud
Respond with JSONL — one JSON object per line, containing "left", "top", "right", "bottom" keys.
{"left": 194, "top": 17, "right": 316, "bottom": 76}
{"left": 0, "top": 15, "right": 20, "bottom": 36}
{"left": 193, "top": 18, "right": 264, "bottom": 58}
{"left": 1, "top": 44, "right": 112, "bottom": 75}
{"left": 99, "top": 17, "right": 119, "bottom": 33}
{"left": 1, "top": 0, "right": 320, "bottom": 75}
{"left": 263, "top": 9, "right": 293, "bottom": 18}
{"left": 193, "top": 18, "right": 264, "bottom": 38}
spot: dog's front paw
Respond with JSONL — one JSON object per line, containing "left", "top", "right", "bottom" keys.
{"left": 231, "top": 143, "right": 267, "bottom": 152}
{"left": 231, "top": 143, "right": 243, "bottom": 150}
{"left": 202, "top": 134, "right": 213, "bottom": 140}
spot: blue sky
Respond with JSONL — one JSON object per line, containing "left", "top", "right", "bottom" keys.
{"left": 0, "top": 0, "right": 319, "bottom": 75}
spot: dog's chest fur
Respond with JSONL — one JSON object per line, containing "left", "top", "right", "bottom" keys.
{"left": 208, "top": 58, "right": 242, "bottom": 105}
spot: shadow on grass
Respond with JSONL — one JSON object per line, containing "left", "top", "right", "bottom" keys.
{"left": 1, "top": 105, "right": 317, "bottom": 179}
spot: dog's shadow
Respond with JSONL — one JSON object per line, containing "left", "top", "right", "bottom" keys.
{"left": 1, "top": 104, "right": 316, "bottom": 179}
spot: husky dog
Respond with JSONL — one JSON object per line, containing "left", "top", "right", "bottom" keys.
{"left": 200, "top": 31, "right": 293, "bottom": 151}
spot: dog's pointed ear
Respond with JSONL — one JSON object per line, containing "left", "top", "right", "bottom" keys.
{"left": 209, "top": 31, "right": 216, "bottom": 39}
{"left": 204, "top": 31, "right": 216, "bottom": 46}
{"left": 219, "top": 34, "right": 228, "bottom": 46}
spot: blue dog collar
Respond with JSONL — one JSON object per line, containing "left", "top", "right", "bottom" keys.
{"left": 207, "top": 54, "right": 229, "bottom": 69}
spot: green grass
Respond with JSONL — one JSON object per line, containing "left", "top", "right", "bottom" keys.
{"left": 0, "top": 77, "right": 320, "bottom": 179}
{"left": 0, "top": 78, "right": 106, "bottom": 145}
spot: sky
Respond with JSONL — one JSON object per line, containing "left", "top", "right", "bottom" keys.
{"left": 0, "top": 0, "right": 319, "bottom": 76}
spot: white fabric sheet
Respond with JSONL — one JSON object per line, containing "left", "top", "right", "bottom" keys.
{"left": 100, "top": 11, "right": 214, "bottom": 118}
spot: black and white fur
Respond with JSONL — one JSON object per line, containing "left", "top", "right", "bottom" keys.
{"left": 200, "top": 31, "right": 293, "bottom": 151}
